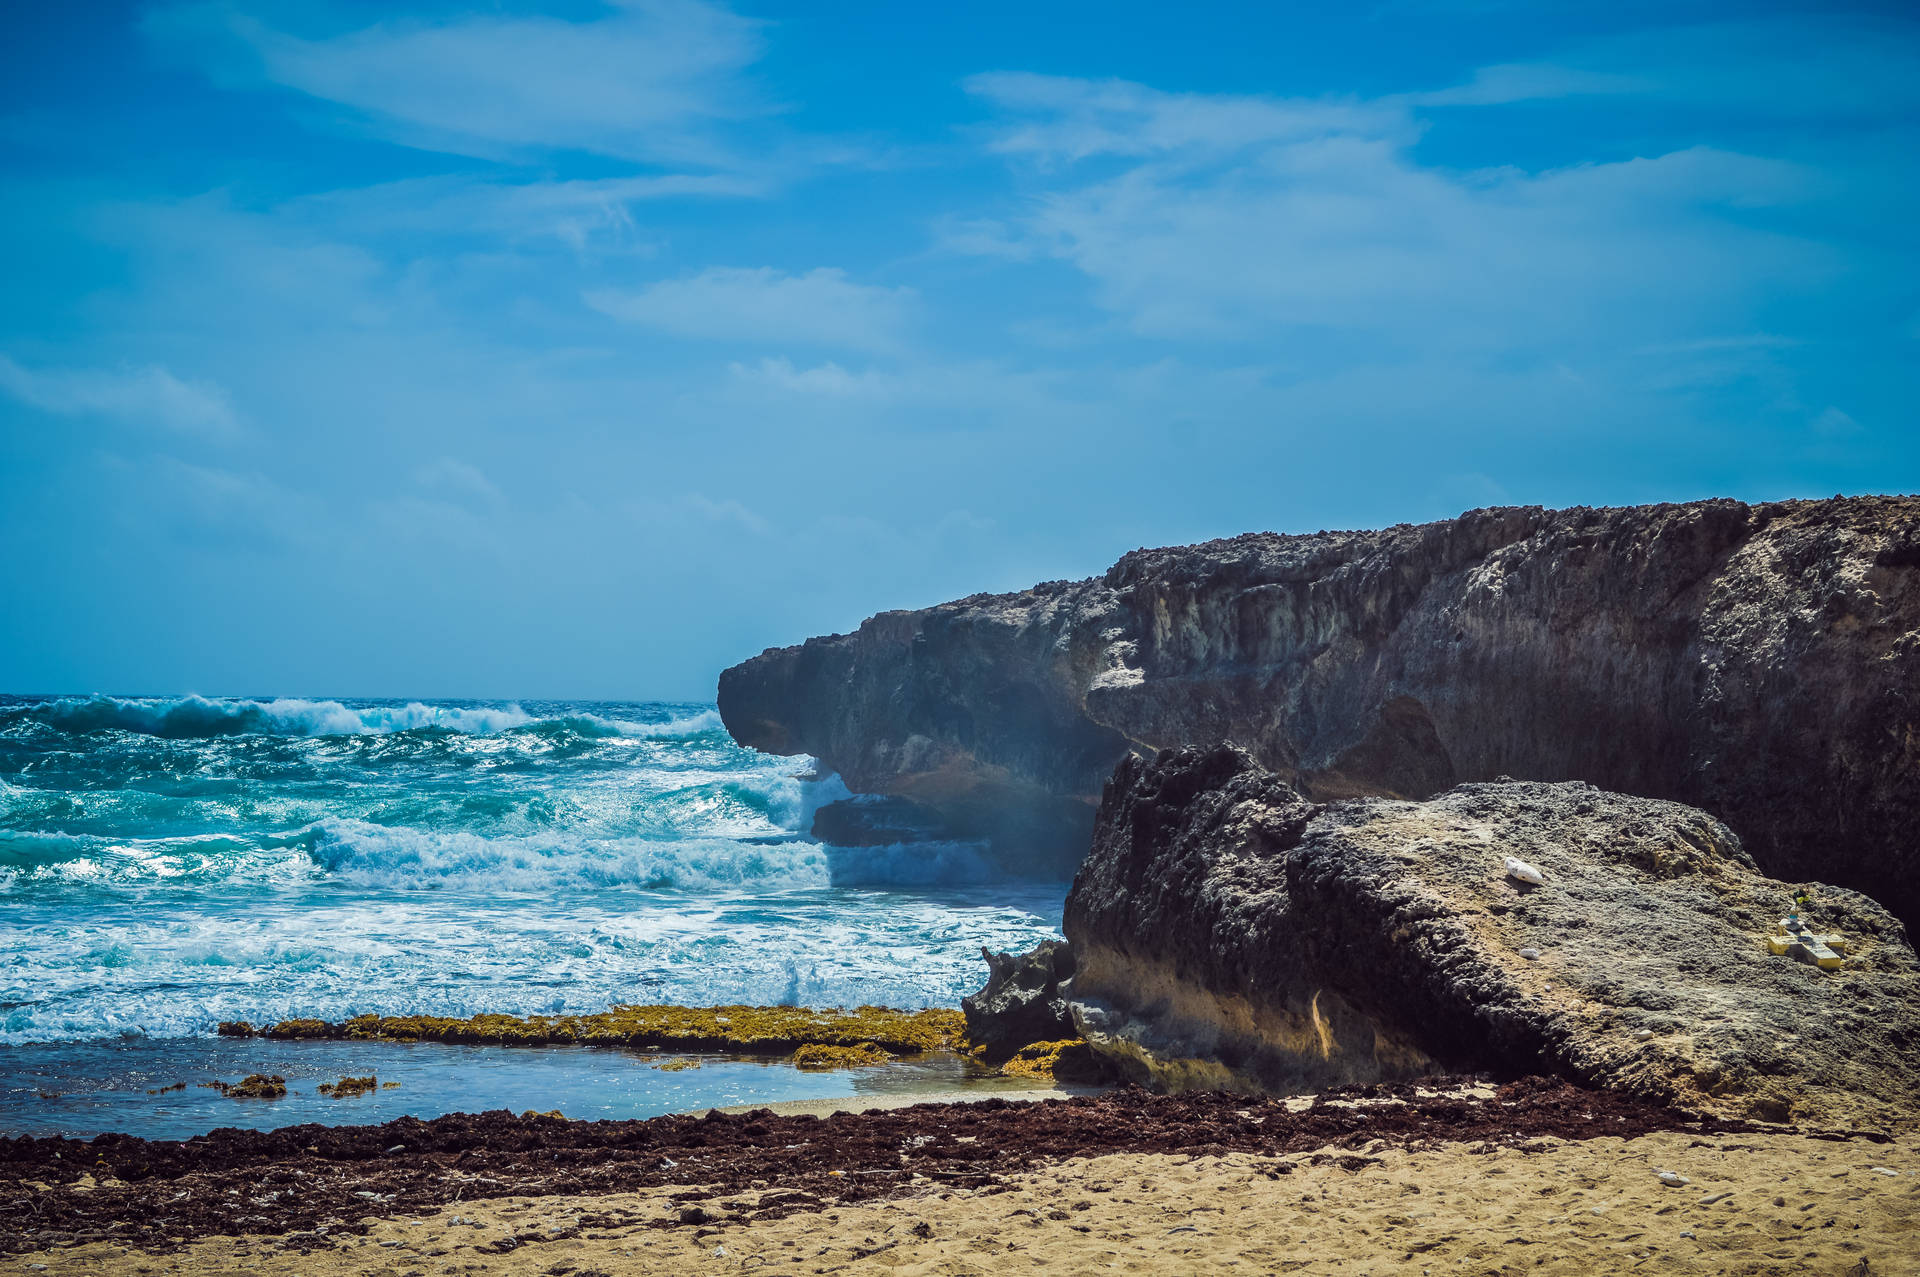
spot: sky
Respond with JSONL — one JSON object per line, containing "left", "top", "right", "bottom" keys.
{"left": 1, "top": 1, "right": 1915, "bottom": 701}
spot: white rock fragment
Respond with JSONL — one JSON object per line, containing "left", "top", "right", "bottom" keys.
{"left": 1505, "top": 856, "right": 1545, "bottom": 885}
{"left": 1657, "top": 1171, "right": 1690, "bottom": 1187}
{"left": 1519, "top": 948, "right": 1542, "bottom": 960}
{"left": 1870, "top": 1167, "right": 1899, "bottom": 1176}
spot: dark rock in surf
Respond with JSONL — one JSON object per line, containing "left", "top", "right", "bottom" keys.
{"left": 961, "top": 939, "right": 1078, "bottom": 1051}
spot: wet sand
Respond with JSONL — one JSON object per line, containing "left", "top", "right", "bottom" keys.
{"left": 5, "top": 1080, "right": 1913, "bottom": 1274}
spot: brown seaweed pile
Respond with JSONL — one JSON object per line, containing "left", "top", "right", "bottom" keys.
{"left": 3, "top": 1078, "right": 1871, "bottom": 1254}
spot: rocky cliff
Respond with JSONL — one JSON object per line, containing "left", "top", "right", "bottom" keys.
{"left": 1060, "top": 745, "right": 1920, "bottom": 1128}
{"left": 719, "top": 497, "right": 1920, "bottom": 918}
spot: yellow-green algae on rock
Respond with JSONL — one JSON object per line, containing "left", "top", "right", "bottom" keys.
{"left": 221, "top": 1004, "right": 967, "bottom": 1055}
{"left": 791, "top": 1041, "right": 894, "bottom": 1069}
{"left": 316, "top": 1075, "right": 377, "bottom": 1098}
{"left": 978, "top": 1038, "right": 1106, "bottom": 1082}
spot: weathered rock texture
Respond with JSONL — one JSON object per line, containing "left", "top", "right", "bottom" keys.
{"left": 961, "top": 939, "right": 1078, "bottom": 1052}
{"left": 718, "top": 496, "right": 1920, "bottom": 914}
{"left": 1063, "top": 745, "right": 1920, "bottom": 1127}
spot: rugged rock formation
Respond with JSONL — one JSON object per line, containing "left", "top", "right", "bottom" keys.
{"left": 719, "top": 496, "right": 1920, "bottom": 916}
{"left": 961, "top": 940, "right": 1078, "bottom": 1051}
{"left": 1061, "top": 745, "right": 1920, "bottom": 1127}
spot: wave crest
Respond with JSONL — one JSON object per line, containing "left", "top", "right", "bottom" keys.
{"left": 303, "top": 819, "right": 830, "bottom": 893}
{"left": 1, "top": 696, "right": 724, "bottom": 741}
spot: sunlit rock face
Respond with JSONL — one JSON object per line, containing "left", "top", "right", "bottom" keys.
{"left": 1062, "top": 745, "right": 1920, "bottom": 1128}
{"left": 720, "top": 496, "right": 1920, "bottom": 920}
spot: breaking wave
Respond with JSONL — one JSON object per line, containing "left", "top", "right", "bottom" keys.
{"left": 0, "top": 695, "right": 1070, "bottom": 1044}
{"left": 0, "top": 695, "right": 722, "bottom": 741}
{"left": 302, "top": 819, "right": 830, "bottom": 893}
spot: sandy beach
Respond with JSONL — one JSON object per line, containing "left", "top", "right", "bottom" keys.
{"left": 8, "top": 1081, "right": 1915, "bottom": 1274}
{"left": 13, "top": 1126, "right": 1916, "bottom": 1275}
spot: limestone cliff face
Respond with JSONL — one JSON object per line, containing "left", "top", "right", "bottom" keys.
{"left": 1063, "top": 746, "right": 1920, "bottom": 1128}
{"left": 719, "top": 497, "right": 1920, "bottom": 916}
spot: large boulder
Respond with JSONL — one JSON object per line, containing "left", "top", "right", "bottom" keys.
{"left": 719, "top": 496, "right": 1920, "bottom": 920}
{"left": 1064, "top": 745, "right": 1920, "bottom": 1128}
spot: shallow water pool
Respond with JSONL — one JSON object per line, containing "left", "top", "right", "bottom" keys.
{"left": 0, "top": 1037, "right": 1059, "bottom": 1141}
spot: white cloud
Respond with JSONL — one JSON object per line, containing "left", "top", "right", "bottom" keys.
{"left": 130, "top": 456, "right": 319, "bottom": 547}
{"left": 1812, "top": 407, "right": 1863, "bottom": 437}
{"left": 965, "top": 72, "right": 1405, "bottom": 162}
{"left": 416, "top": 457, "right": 500, "bottom": 502}
{"left": 1394, "top": 62, "right": 1646, "bottom": 107}
{"left": 586, "top": 268, "right": 916, "bottom": 352}
{"left": 147, "top": 0, "right": 767, "bottom": 165}
{"left": 960, "top": 75, "right": 1834, "bottom": 346}
{"left": 727, "top": 357, "right": 898, "bottom": 397}
{"left": 627, "top": 492, "right": 770, "bottom": 534}
{"left": 0, "top": 354, "right": 242, "bottom": 439}
{"left": 290, "top": 174, "right": 766, "bottom": 255}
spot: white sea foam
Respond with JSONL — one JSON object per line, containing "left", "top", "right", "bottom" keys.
{"left": 303, "top": 818, "right": 832, "bottom": 893}
{"left": 0, "top": 695, "right": 1074, "bottom": 1046}
{"left": 566, "top": 708, "right": 726, "bottom": 738}
{"left": 6, "top": 695, "right": 731, "bottom": 739}
{"left": 0, "top": 887, "right": 1067, "bottom": 1044}
{"left": 10, "top": 693, "right": 535, "bottom": 737}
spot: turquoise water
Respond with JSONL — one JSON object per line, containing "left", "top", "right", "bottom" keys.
{"left": 0, "top": 695, "right": 1067, "bottom": 1047}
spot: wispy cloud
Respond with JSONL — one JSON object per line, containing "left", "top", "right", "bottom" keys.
{"left": 965, "top": 72, "right": 1405, "bottom": 162}
{"left": 1392, "top": 62, "right": 1646, "bottom": 108}
{"left": 0, "top": 354, "right": 242, "bottom": 439}
{"left": 587, "top": 267, "right": 917, "bottom": 352}
{"left": 728, "top": 357, "right": 898, "bottom": 397}
{"left": 627, "top": 492, "right": 771, "bottom": 535}
{"left": 416, "top": 457, "right": 500, "bottom": 502}
{"left": 131, "top": 456, "right": 319, "bottom": 547}
{"left": 289, "top": 174, "right": 768, "bottom": 255}
{"left": 146, "top": 0, "right": 768, "bottom": 166}
{"left": 960, "top": 74, "right": 1834, "bottom": 346}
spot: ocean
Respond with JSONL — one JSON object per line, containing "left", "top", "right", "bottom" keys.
{"left": 0, "top": 694, "right": 1067, "bottom": 1134}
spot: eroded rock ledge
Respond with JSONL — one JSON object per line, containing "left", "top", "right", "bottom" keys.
{"left": 718, "top": 496, "right": 1920, "bottom": 915}
{"left": 1059, "top": 745, "right": 1920, "bottom": 1128}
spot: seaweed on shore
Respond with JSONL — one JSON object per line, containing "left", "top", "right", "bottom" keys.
{"left": 0, "top": 1077, "right": 1841, "bottom": 1254}
{"left": 219, "top": 1004, "right": 967, "bottom": 1056}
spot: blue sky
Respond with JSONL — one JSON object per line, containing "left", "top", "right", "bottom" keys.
{"left": 2, "top": 1, "right": 1915, "bottom": 700}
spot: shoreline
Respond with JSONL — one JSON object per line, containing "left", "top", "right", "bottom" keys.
{"left": 1, "top": 1077, "right": 1861, "bottom": 1253}
{"left": 25, "top": 1135, "right": 1916, "bottom": 1276}
{"left": 5, "top": 1081, "right": 1913, "bottom": 1274}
